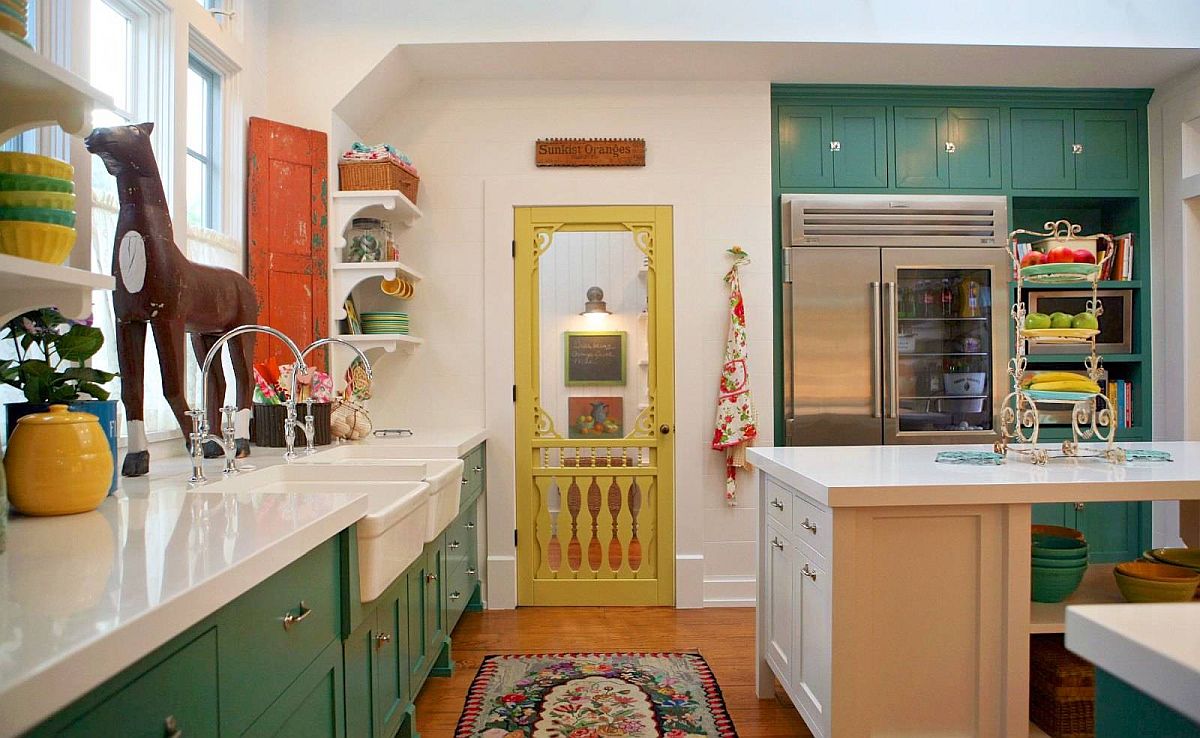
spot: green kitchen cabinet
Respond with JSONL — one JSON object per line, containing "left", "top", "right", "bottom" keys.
{"left": 373, "top": 578, "right": 411, "bottom": 737}
{"left": 947, "top": 107, "right": 1002, "bottom": 188}
{"left": 343, "top": 617, "right": 377, "bottom": 738}
{"left": 242, "top": 639, "right": 345, "bottom": 738}
{"left": 406, "top": 536, "right": 446, "bottom": 687}
{"left": 1095, "top": 669, "right": 1200, "bottom": 738}
{"left": 1032, "top": 501, "right": 1143, "bottom": 562}
{"left": 55, "top": 629, "right": 219, "bottom": 738}
{"left": 895, "top": 106, "right": 1001, "bottom": 188}
{"left": 1011, "top": 108, "right": 1139, "bottom": 191}
{"left": 778, "top": 105, "right": 887, "bottom": 188}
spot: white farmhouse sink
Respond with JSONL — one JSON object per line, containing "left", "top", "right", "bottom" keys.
{"left": 296, "top": 448, "right": 464, "bottom": 542}
{"left": 202, "top": 464, "right": 430, "bottom": 602}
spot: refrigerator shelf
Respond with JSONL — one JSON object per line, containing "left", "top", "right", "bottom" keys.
{"left": 898, "top": 316, "right": 989, "bottom": 322}
{"left": 899, "top": 352, "right": 990, "bottom": 358}
{"left": 901, "top": 394, "right": 989, "bottom": 401}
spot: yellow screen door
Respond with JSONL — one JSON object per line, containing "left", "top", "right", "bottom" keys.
{"left": 514, "top": 205, "right": 675, "bottom": 606}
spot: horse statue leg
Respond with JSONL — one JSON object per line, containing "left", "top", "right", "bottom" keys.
{"left": 116, "top": 319, "right": 151, "bottom": 477}
{"left": 227, "top": 329, "right": 256, "bottom": 457}
{"left": 190, "top": 332, "right": 228, "bottom": 458}
{"left": 152, "top": 319, "right": 196, "bottom": 451}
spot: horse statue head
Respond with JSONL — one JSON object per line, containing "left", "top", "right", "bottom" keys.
{"left": 84, "top": 122, "right": 157, "bottom": 177}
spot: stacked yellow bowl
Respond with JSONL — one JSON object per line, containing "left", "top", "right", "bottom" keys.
{"left": 0, "top": 153, "right": 77, "bottom": 265}
{"left": 0, "top": 0, "right": 29, "bottom": 45}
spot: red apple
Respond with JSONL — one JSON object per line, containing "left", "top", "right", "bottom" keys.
{"left": 1021, "top": 251, "right": 1047, "bottom": 267}
{"left": 1072, "top": 249, "right": 1097, "bottom": 264}
{"left": 1046, "top": 246, "right": 1076, "bottom": 264}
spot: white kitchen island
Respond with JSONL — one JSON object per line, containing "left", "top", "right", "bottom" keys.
{"left": 747, "top": 442, "right": 1200, "bottom": 738}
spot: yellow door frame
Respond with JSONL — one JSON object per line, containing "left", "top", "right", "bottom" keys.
{"left": 514, "top": 205, "right": 675, "bottom": 606}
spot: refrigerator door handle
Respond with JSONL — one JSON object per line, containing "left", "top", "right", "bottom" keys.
{"left": 870, "top": 282, "right": 882, "bottom": 418}
{"left": 884, "top": 281, "right": 899, "bottom": 419}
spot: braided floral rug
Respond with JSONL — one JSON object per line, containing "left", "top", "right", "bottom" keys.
{"left": 454, "top": 652, "right": 738, "bottom": 738}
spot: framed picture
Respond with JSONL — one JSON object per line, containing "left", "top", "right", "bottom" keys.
{"left": 568, "top": 396, "right": 624, "bottom": 439}
{"left": 1026, "top": 290, "right": 1133, "bottom": 354}
{"left": 564, "top": 331, "right": 626, "bottom": 385}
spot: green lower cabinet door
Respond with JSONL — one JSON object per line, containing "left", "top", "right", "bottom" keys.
{"left": 1075, "top": 109, "right": 1139, "bottom": 191}
{"left": 426, "top": 541, "right": 446, "bottom": 656}
{"left": 947, "top": 107, "right": 1002, "bottom": 188}
{"left": 1011, "top": 108, "right": 1075, "bottom": 189}
{"left": 242, "top": 639, "right": 345, "bottom": 738}
{"left": 831, "top": 105, "right": 888, "bottom": 187}
{"left": 407, "top": 557, "right": 430, "bottom": 684}
{"left": 1032, "top": 502, "right": 1071, "bottom": 528}
{"left": 57, "top": 629, "right": 218, "bottom": 738}
{"left": 374, "top": 585, "right": 411, "bottom": 737}
{"left": 777, "top": 105, "right": 834, "bottom": 188}
{"left": 1074, "top": 501, "right": 1142, "bottom": 563}
{"left": 894, "top": 106, "right": 949, "bottom": 188}
{"left": 1095, "top": 669, "right": 1200, "bottom": 738}
{"left": 343, "top": 618, "right": 376, "bottom": 738}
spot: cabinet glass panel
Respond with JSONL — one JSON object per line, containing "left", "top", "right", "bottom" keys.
{"left": 894, "top": 267, "right": 996, "bottom": 434}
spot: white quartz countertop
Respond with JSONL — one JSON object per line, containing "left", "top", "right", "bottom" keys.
{"left": 748, "top": 442, "right": 1200, "bottom": 507}
{"left": 0, "top": 455, "right": 369, "bottom": 737}
{"left": 1066, "top": 603, "right": 1200, "bottom": 724}
{"left": 350, "top": 427, "right": 487, "bottom": 458}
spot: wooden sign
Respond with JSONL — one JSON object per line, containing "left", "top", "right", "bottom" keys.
{"left": 535, "top": 138, "right": 645, "bottom": 167}
{"left": 564, "top": 331, "right": 627, "bottom": 385}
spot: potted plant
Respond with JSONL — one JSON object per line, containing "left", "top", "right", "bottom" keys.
{"left": 0, "top": 308, "right": 119, "bottom": 492}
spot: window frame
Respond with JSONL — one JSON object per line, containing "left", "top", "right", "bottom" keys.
{"left": 186, "top": 52, "right": 221, "bottom": 230}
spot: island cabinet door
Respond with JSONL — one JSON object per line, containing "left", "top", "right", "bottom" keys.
{"left": 792, "top": 549, "right": 832, "bottom": 738}
{"left": 373, "top": 585, "right": 411, "bottom": 738}
{"left": 764, "top": 520, "right": 795, "bottom": 681}
{"left": 240, "top": 639, "right": 345, "bottom": 738}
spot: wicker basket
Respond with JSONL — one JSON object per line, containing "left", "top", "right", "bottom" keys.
{"left": 1030, "top": 635, "right": 1095, "bottom": 738}
{"left": 338, "top": 159, "right": 419, "bottom": 203}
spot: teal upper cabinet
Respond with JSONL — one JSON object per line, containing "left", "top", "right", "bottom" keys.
{"left": 1011, "top": 107, "right": 1139, "bottom": 191}
{"left": 1075, "top": 109, "right": 1139, "bottom": 190}
{"left": 779, "top": 105, "right": 887, "bottom": 188}
{"left": 1011, "top": 108, "right": 1075, "bottom": 189}
{"left": 895, "top": 106, "right": 1001, "bottom": 189}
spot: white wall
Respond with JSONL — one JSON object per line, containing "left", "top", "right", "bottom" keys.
{"left": 351, "top": 79, "right": 773, "bottom": 608}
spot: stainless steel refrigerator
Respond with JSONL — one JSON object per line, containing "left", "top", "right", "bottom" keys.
{"left": 781, "top": 194, "right": 1011, "bottom": 446}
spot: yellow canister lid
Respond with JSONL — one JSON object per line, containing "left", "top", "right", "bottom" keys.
{"left": 17, "top": 404, "right": 98, "bottom": 425}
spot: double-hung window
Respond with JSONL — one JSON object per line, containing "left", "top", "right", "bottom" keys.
{"left": 186, "top": 55, "right": 219, "bottom": 230}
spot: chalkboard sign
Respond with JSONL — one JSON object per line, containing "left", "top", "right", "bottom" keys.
{"left": 564, "top": 331, "right": 627, "bottom": 386}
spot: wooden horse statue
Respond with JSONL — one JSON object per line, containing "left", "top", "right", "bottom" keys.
{"left": 85, "top": 122, "right": 259, "bottom": 476}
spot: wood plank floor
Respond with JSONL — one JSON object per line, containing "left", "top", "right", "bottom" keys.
{"left": 414, "top": 606, "right": 814, "bottom": 737}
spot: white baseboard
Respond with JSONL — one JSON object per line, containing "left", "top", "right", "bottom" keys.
{"left": 676, "top": 554, "right": 704, "bottom": 609}
{"left": 703, "top": 575, "right": 757, "bottom": 608}
{"left": 486, "top": 554, "right": 517, "bottom": 610}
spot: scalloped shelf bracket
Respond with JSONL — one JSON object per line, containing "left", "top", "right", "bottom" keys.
{"left": 330, "top": 261, "right": 424, "bottom": 318}
{"left": 0, "top": 32, "right": 113, "bottom": 141}
{"left": 332, "top": 190, "right": 422, "bottom": 235}
{"left": 0, "top": 255, "right": 114, "bottom": 324}
{"left": 334, "top": 333, "right": 423, "bottom": 355}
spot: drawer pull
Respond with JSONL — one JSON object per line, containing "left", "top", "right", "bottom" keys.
{"left": 801, "top": 518, "right": 819, "bottom": 534}
{"left": 448, "top": 540, "right": 461, "bottom": 550}
{"left": 164, "top": 715, "right": 182, "bottom": 738}
{"left": 771, "top": 537, "right": 784, "bottom": 551}
{"left": 449, "top": 591, "right": 462, "bottom": 601}
{"left": 466, "top": 567, "right": 477, "bottom": 576}
{"left": 465, "top": 521, "right": 476, "bottom": 530}
{"left": 461, "top": 478, "right": 468, "bottom": 486}
{"left": 281, "top": 600, "right": 312, "bottom": 631}
{"left": 374, "top": 632, "right": 391, "bottom": 649}
{"left": 426, "top": 572, "right": 438, "bottom": 583}
{"left": 770, "top": 498, "right": 785, "bottom": 511}
{"left": 473, "top": 465, "right": 482, "bottom": 474}
{"left": 802, "top": 564, "right": 818, "bottom": 582}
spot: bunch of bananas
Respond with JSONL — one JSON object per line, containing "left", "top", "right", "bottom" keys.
{"left": 1020, "top": 371, "right": 1101, "bottom": 394}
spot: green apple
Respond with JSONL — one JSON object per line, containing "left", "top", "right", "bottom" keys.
{"left": 1071, "top": 312, "right": 1099, "bottom": 330}
{"left": 1050, "top": 312, "right": 1074, "bottom": 329}
{"left": 1025, "top": 312, "right": 1052, "bottom": 330}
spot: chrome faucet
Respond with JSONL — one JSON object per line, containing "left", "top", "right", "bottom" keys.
{"left": 190, "top": 325, "right": 306, "bottom": 484}
{"left": 293, "top": 337, "right": 375, "bottom": 454}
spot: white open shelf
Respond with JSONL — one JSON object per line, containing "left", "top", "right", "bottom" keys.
{"left": 0, "top": 32, "right": 112, "bottom": 140}
{"left": 330, "top": 261, "right": 423, "bottom": 319}
{"left": 335, "top": 333, "right": 423, "bottom": 354}
{"left": 1029, "top": 563, "right": 1123, "bottom": 634}
{"left": 331, "top": 189, "right": 422, "bottom": 232}
{"left": 0, "top": 254, "right": 114, "bottom": 324}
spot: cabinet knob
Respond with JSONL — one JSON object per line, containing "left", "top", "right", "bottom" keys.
{"left": 449, "top": 591, "right": 462, "bottom": 601}
{"left": 945, "top": 141, "right": 956, "bottom": 153}
{"left": 448, "top": 540, "right": 461, "bottom": 550}
{"left": 426, "top": 572, "right": 438, "bottom": 583}
{"left": 801, "top": 518, "right": 819, "bottom": 534}
{"left": 1072, "top": 143, "right": 1084, "bottom": 154}
{"left": 466, "top": 567, "right": 477, "bottom": 576}
{"left": 771, "top": 537, "right": 784, "bottom": 550}
{"left": 473, "top": 465, "right": 482, "bottom": 474}
{"left": 281, "top": 601, "right": 312, "bottom": 631}
{"left": 770, "top": 498, "right": 785, "bottom": 511}
{"left": 801, "top": 564, "right": 818, "bottom": 581}
{"left": 461, "top": 478, "right": 468, "bottom": 486}
{"left": 829, "top": 140, "right": 842, "bottom": 152}
{"left": 164, "top": 715, "right": 182, "bottom": 738}
{"left": 374, "top": 632, "right": 392, "bottom": 649}
{"left": 465, "top": 521, "right": 476, "bottom": 529}
{"left": 1074, "top": 502, "right": 1086, "bottom": 511}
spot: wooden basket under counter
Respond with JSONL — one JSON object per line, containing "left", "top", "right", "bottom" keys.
{"left": 338, "top": 159, "right": 419, "bottom": 203}
{"left": 1030, "top": 634, "right": 1095, "bottom": 738}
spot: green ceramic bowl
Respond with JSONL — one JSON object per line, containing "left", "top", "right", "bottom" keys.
{"left": 0, "top": 172, "right": 74, "bottom": 193}
{"left": 1032, "top": 555, "right": 1089, "bottom": 570}
{"left": 1148, "top": 548, "right": 1200, "bottom": 572}
{"left": 1032, "top": 536, "right": 1089, "bottom": 560}
{"left": 1032, "top": 564, "right": 1087, "bottom": 603}
{"left": 0, "top": 207, "right": 75, "bottom": 227}
{"left": 1113, "top": 570, "right": 1199, "bottom": 603}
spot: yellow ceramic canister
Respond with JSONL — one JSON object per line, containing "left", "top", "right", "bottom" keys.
{"left": 4, "top": 404, "right": 113, "bottom": 516}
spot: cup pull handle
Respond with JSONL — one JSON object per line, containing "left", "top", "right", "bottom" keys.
{"left": 771, "top": 537, "right": 784, "bottom": 550}
{"left": 282, "top": 601, "right": 312, "bottom": 631}
{"left": 770, "top": 498, "right": 785, "bottom": 511}
{"left": 801, "top": 518, "right": 819, "bottom": 534}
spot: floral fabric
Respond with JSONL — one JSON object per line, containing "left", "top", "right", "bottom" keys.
{"left": 711, "top": 254, "right": 757, "bottom": 506}
{"left": 455, "top": 653, "right": 737, "bottom": 738}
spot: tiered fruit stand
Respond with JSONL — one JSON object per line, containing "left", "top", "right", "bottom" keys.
{"left": 996, "top": 220, "right": 1124, "bottom": 465}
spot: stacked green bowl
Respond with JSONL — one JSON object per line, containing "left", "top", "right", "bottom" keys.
{"left": 0, "top": 153, "right": 77, "bottom": 265}
{"left": 1031, "top": 532, "right": 1088, "bottom": 603}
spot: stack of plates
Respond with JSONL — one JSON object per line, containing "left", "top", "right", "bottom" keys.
{"left": 360, "top": 311, "right": 409, "bottom": 335}
{"left": 0, "top": 153, "right": 77, "bottom": 265}
{"left": 0, "top": 0, "right": 28, "bottom": 44}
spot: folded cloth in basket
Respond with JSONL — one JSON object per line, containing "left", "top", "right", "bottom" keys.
{"left": 341, "top": 142, "right": 418, "bottom": 175}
